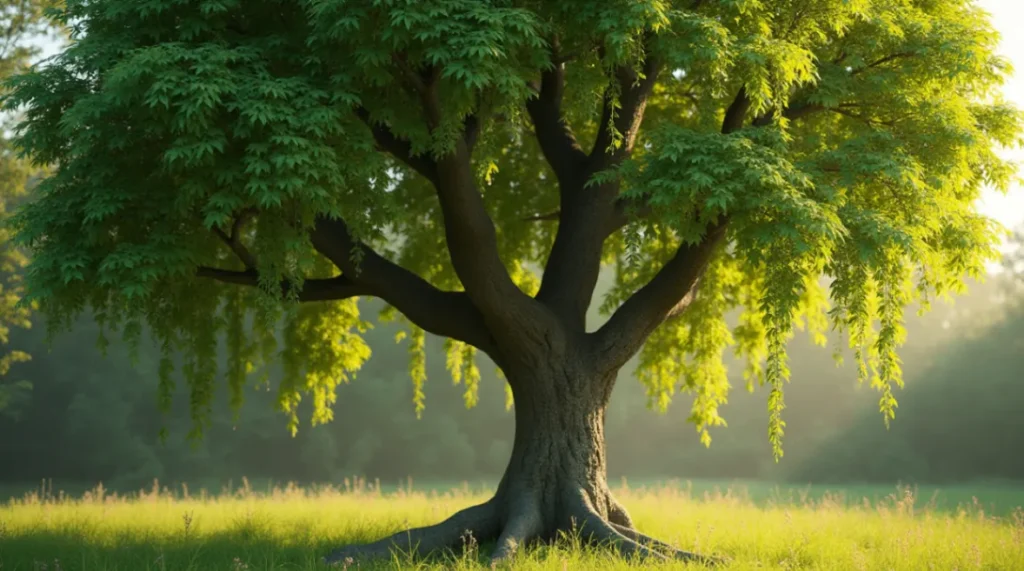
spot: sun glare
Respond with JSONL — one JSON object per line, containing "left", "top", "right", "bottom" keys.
{"left": 976, "top": 0, "right": 1024, "bottom": 234}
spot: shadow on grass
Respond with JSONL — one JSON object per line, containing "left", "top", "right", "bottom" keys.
{"left": 0, "top": 529, "right": 506, "bottom": 571}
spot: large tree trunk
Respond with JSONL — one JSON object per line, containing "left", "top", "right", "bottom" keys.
{"left": 323, "top": 358, "right": 718, "bottom": 566}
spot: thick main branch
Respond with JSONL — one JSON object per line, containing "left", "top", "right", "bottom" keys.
{"left": 309, "top": 217, "right": 498, "bottom": 356}
{"left": 534, "top": 44, "right": 662, "bottom": 330}
{"left": 591, "top": 222, "right": 726, "bottom": 371}
{"left": 591, "top": 86, "right": 748, "bottom": 368}
{"left": 358, "top": 85, "right": 544, "bottom": 343}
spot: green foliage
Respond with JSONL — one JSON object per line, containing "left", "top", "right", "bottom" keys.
{"left": 2, "top": 0, "right": 1021, "bottom": 459}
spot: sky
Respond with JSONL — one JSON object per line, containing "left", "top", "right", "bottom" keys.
{"left": 29, "top": 1, "right": 1024, "bottom": 233}
{"left": 974, "top": 0, "right": 1024, "bottom": 233}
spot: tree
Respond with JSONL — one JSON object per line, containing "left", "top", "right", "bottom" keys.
{"left": 0, "top": 0, "right": 54, "bottom": 420}
{"left": 1004, "top": 225, "right": 1024, "bottom": 293}
{"left": 4, "top": 0, "right": 1022, "bottom": 565}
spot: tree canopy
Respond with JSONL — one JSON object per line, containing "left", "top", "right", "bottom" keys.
{"left": 5, "top": 0, "right": 1022, "bottom": 456}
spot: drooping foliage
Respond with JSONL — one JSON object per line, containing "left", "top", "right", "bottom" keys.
{"left": 0, "top": 0, "right": 55, "bottom": 419}
{"left": 4, "top": 0, "right": 1021, "bottom": 457}
{"left": 790, "top": 231, "right": 1024, "bottom": 484}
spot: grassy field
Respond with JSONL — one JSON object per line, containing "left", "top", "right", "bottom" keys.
{"left": 2, "top": 479, "right": 1023, "bottom": 570}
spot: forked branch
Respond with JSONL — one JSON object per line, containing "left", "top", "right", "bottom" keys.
{"left": 525, "top": 36, "right": 588, "bottom": 187}
{"left": 592, "top": 86, "right": 747, "bottom": 367}
{"left": 211, "top": 208, "right": 258, "bottom": 269}
{"left": 534, "top": 39, "right": 663, "bottom": 329}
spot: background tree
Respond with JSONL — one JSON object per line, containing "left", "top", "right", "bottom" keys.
{"left": 1004, "top": 227, "right": 1024, "bottom": 293}
{"left": 4, "top": 0, "right": 1022, "bottom": 565}
{"left": 0, "top": 0, "right": 55, "bottom": 420}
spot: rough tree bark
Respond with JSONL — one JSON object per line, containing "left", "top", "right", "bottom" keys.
{"left": 323, "top": 347, "right": 720, "bottom": 566}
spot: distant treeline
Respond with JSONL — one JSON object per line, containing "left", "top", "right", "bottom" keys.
{"left": 0, "top": 271, "right": 1020, "bottom": 490}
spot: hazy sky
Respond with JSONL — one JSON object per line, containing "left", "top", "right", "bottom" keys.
{"left": 975, "top": 0, "right": 1024, "bottom": 232}
{"left": 30, "top": 1, "right": 1024, "bottom": 231}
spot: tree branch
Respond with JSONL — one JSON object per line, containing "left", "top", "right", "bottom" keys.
{"left": 590, "top": 222, "right": 728, "bottom": 371}
{"left": 534, "top": 41, "right": 663, "bottom": 330}
{"left": 430, "top": 142, "right": 545, "bottom": 335}
{"left": 589, "top": 86, "right": 744, "bottom": 366}
{"left": 355, "top": 107, "right": 439, "bottom": 185}
{"left": 211, "top": 209, "right": 258, "bottom": 270}
{"left": 464, "top": 113, "right": 481, "bottom": 153}
{"left": 850, "top": 51, "right": 916, "bottom": 76}
{"left": 525, "top": 36, "right": 588, "bottom": 187}
{"left": 195, "top": 267, "right": 369, "bottom": 302}
{"left": 753, "top": 101, "right": 896, "bottom": 129}
{"left": 589, "top": 50, "right": 663, "bottom": 169}
{"left": 360, "top": 66, "right": 547, "bottom": 351}
{"left": 309, "top": 216, "right": 500, "bottom": 357}
{"left": 721, "top": 87, "right": 751, "bottom": 134}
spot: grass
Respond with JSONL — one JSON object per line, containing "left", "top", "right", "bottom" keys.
{"left": 1, "top": 478, "right": 1023, "bottom": 570}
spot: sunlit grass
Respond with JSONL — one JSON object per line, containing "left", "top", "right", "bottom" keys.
{"left": 2, "top": 478, "right": 1023, "bottom": 570}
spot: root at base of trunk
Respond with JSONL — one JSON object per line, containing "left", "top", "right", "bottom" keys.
{"left": 322, "top": 494, "right": 721, "bottom": 567}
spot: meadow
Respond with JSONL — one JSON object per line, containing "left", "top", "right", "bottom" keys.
{"left": 1, "top": 479, "right": 1023, "bottom": 570}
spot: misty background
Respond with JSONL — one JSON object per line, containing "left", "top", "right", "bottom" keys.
{"left": 2, "top": 243, "right": 1022, "bottom": 494}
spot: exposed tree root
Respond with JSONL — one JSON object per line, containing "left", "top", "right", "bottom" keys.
{"left": 607, "top": 495, "right": 636, "bottom": 528}
{"left": 605, "top": 495, "right": 721, "bottom": 565}
{"left": 611, "top": 522, "right": 722, "bottom": 565}
{"left": 324, "top": 492, "right": 722, "bottom": 568}
{"left": 322, "top": 501, "right": 500, "bottom": 566}
{"left": 489, "top": 501, "right": 544, "bottom": 564}
{"left": 577, "top": 510, "right": 670, "bottom": 562}
{"left": 611, "top": 522, "right": 680, "bottom": 553}
{"left": 567, "top": 498, "right": 721, "bottom": 567}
